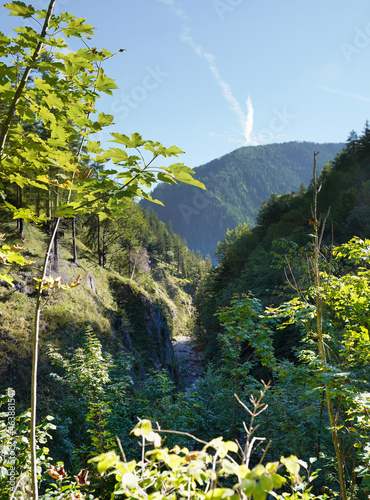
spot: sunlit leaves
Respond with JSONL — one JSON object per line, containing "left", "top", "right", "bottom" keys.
{"left": 131, "top": 419, "right": 162, "bottom": 448}
{"left": 62, "top": 17, "right": 95, "bottom": 39}
{"left": 50, "top": 204, "right": 76, "bottom": 218}
{"left": 0, "top": 236, "right": 33, "bottom": 285}
{"left": 333, "top": 236, "right": 370, "bottom": 265}
{"left": 168, "top": 162, "right": 205, "bottom": 189}
{"left": 4, "top": 1, "right": 35, "bottom": 18}
{"left": 97, "top": 112, "right": 114, "bottom": 127}
{"left": 34, "top": 274, "right": 81, "bottom": 293}
{"left": 109, "top": 132, "right": 146, "bottom": 149}
{"left": 94, "top": 70, "right": 118, "bottom": 95}
{"left": 89, "top": 427, "right": 308, "bottom": 500}
{"left": 85, "top": 140, "right": 103, "bottom": 154}
{"left": 4, "top": 202, "right": 48, "bottom": 223}
{"left": 100, "top": 148, "right": 128, "bottom": 164}
{"left": 1, "top": 9, "right": 204, "bottom": 225}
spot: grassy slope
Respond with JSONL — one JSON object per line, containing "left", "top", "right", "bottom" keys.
{"left": 0, "top": 223, "right": 194, "bottom": 405}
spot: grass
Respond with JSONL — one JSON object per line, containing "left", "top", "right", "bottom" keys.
{"left": 0, "top": 223, "right": 120, "bottom": 396}
{"left": 0, "top": 221, "right": 195, "bottom": 401}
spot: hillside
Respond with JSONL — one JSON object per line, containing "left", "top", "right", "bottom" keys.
{"left": 142, "top": 141, "right": 344, "bottom": 258}
{"left": 0, "top": 211, "right": 214, "bottom": 475}
{"left": 0, "top": 206, "right": 212, "bottom": 397}
{"left": 195, "top": 126, "right": 370, "bottom": 360}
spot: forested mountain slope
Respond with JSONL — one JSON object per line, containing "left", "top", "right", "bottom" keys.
{"left": 142, "top": 141, "right": 344, "bottom": 258}
{"left": 195, "top": 126, "right": 370, "bottom": 360}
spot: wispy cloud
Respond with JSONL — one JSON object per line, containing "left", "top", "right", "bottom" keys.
{"left": 157, "top": 0, "right": 190, "bottom": 22}
{"left": 244, "top": 96, "right": 254, "bottom": 144}
{"left": 157, "top": 0, "right": 253, "bottom": 145}
{"left": 316, "top": 84, "right": 370, "bottom": 103}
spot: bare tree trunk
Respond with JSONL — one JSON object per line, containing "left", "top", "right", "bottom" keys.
{"left": 36, "top": 190, "right": 40, "bottom": 218}
{"left": 72, "top": 217, "right": 78, "bottom": 264}
{"left": 128, "top": 241, "right": 131, "bottom": 277}
{"left": 312, "top": 151, "right": 347, "bottom": 500}
{"left": 102, "top": 232, "right": 106, "bottom": 268}
{"left": 97, "top": 217, "right": 102, "bottom": 266}
{"left": 16, "top": 186, "right": 24, "bottom": 238}
{"left": 52, "top": 220, "right": 59, "bottom": 271}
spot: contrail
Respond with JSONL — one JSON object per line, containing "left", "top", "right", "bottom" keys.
{"left": 244, "top": 96, "right": 254, "bottom": 144}
{"left": 157, "top": 0, "right": 254, "bottom": 145}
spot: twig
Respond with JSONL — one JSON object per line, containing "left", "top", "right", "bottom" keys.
{"left": 116, "top": 435, "right": 127, "bottom": 462}
{"left": 258, "top": 439, "right": 272, "bottom": 465}
{"left": 154, "top": 427, "right": 208, "bottom": 446}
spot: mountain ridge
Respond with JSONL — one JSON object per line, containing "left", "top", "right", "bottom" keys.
{"left": 142, "top": 141, "right": 345, "bottom": 258}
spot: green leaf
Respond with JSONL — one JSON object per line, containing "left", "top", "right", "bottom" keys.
{"left": 252, "top": 464, "right": 266, "bottom": 478}
{"left": 165, "top": 453, "right": 183, "bottom": 469}
{"left": 168, "top": 163, "right": 206, "bottom": 189}
{"left": 102, "top": 148, "right": 129, "bottom": 164}
{"left": 98, "top": 212, "right": 110, "bottom": 221}
{"left": 44, "top": 93, "right": 64, "bottom": 110}
{"left": 64, "top": 17, "right": 95, "bottom": 38}
{"left": 97, "top": 169, "right": 118, "bottom": 177}
{"left": 259, "top": 474, "right": 273, "bottom": 492}
{"left": 164, "top": 145, "right": 184, "bottom": 155}
{"left": 281, "top": 455, "right": 300, "bottom": 478}
{"left": 224, "top": 441, "right": 238, "bottom": 453}
{"left": 140, "top": 192, "right": 164, "bottom": 206}
{"left": 271, "top": 474, "right": 286, "bottom": 489}
{"left": 95, "top": 71, "right": 118, "bottom": 95}
{"left": 221, "top": 458, "right": 238, "bottom": 475}
{"left": 0, "top": 273, "right": 14, "bottom": 286}
{"left": 4, "top": 1, "right": 35, "bottom": 18}
{"left": 252, "top": 483, "right": 267, "bottom": 500}
{"left": 92, "top": 452, "right": 119, "bottom": 475}
{"left": 25, "top": 179, "right": 49, "bottom": 191}
{"left": 51, "top": 205, "right": 75, "bottom": 218}
{"left": 109, "top": 132, "right": 145, "bottom": 148}
{"left": 98, "top": 112, "right": 114, "bottom": 127}
{"left": 132, "top": 419, "right": 152, "bottom": 437}
{"left": 239, "top": 478, "right": 256, "bottom": 495}
{"left": 205, "top": 488, "right": 237, "bottom": 500}
{"left": 86, "top": 140, "right": 103, "bottom": 154}
{"left": 157, "top": 172, "right": 175, "bottom": 184}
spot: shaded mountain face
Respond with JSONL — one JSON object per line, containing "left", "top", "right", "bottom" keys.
{"left": 142, "top": 142, "right": 344, "bottom": 259}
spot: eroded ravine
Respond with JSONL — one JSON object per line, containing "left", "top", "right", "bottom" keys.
{"left": 172, "top": 335, "right": 204, "bottom": 389}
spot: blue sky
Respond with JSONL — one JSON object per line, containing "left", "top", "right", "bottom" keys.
{"left": 3, "top": 0, "right": 370, "bottom": 170}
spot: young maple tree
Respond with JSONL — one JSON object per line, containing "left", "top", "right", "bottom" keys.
{"left": 0, "top": 2, "right": 204, "bottom": 497}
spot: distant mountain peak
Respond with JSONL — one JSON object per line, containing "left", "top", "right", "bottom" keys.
{"left": 142, "top": 141, "right": 344, "bottom": 259}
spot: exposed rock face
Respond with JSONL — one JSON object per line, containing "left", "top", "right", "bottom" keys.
{"left": 172, "top": 335, "right": 204, "bottom": 390}
{"left": 109, "top": 279, "right": 177, "bottom": 380}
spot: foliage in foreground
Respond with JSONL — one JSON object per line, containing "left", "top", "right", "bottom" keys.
{"left": 214, "top": 235, "right": 370, "bottom": 499}
{"left": 90, "top": 418, "right": 323, "bottom": 500}
{"left": 1, "top": 385, "right": 330, "bottom": 500}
